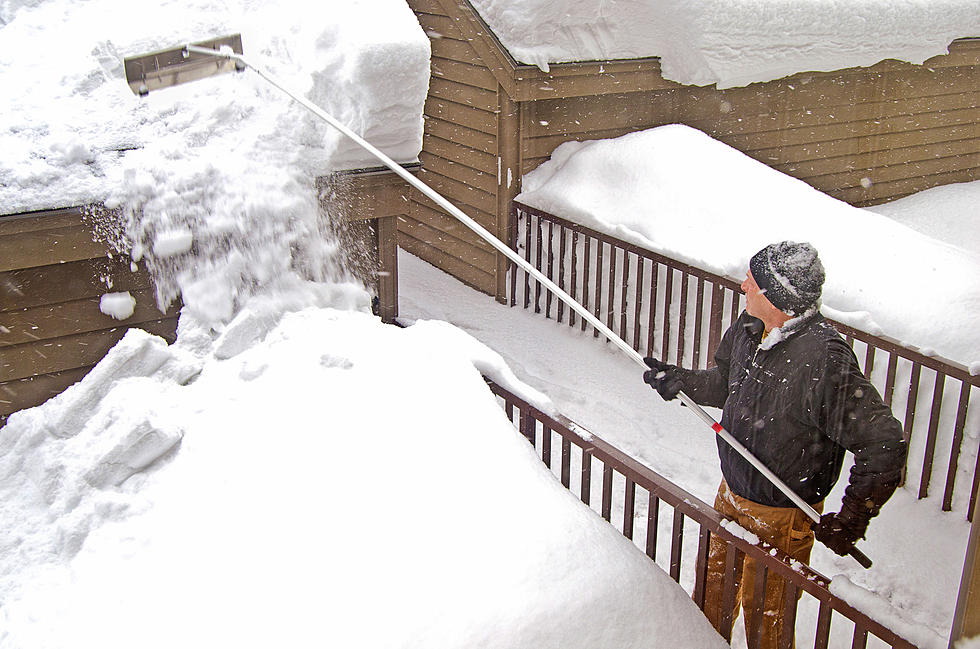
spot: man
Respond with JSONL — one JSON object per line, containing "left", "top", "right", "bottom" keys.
{"left": 643, "top": 241, "right": 907, "bottom": 649}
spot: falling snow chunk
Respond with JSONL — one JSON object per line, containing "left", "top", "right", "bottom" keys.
{"left": 99, "top": 292, "right": 136, "bottom": 320}
{"left": 152, "top": 228, "right": 194, "bottom": 258}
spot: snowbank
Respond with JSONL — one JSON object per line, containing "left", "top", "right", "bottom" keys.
{"left": 468, "top": 0, "right": 980, "bottom": 88}
{"left": 0, "top": 292, "right": 727, "bottom": 649}
{"left": 865, "top": 180, "right": 980, "bottom": 257}
{"left": 517, "top": 124, "right": 980, "bottom": 368}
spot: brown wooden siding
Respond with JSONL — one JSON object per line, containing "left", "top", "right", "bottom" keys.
{"left": 520, "top": 40, "right": 980, "bottom": 207}
{"left": 405, "top": 0, "right": 505, "bottom": 296}
{"left": 1, "top": 208, "right": 180, "bottom": 423}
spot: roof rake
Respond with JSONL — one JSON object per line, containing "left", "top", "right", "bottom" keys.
{"left": 121, "top": 34, "right": 872, "bottom": 569}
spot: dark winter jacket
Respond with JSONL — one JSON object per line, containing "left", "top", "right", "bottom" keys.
{"left": 681, "top": 311, "right": 907, "bottom": 514}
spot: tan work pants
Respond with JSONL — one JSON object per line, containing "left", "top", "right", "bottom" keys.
{"left": 702, "top": 480, "right": 821, "bottom": 649}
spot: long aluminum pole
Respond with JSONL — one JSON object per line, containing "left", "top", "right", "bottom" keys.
{"left": 186, "top": 44, "right": 871, "bottom": 568}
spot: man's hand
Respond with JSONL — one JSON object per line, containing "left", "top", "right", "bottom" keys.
{"left": 643, "top": 357, "right": 684, "bottom": 401}
{"left": 813, "top": 511, "right": 866, "bottom": 556}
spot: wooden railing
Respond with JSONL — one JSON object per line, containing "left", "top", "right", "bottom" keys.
{"left": 488, "top": 379, "right": 917, "bottom": 649}
{"left": 509, "top": 201, "right": 980, "bottom": 521}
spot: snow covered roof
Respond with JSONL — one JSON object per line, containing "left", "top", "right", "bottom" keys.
{"left": 467, "top": 0, "right": 980, "bottom": 88}
{"left": 0, "top": 0, "right": 431, "bottom": 216}
{"left": 517, "top": 125, "right": 980, "bottom": 370}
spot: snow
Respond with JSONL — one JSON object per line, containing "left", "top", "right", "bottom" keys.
{"left": 864, "top": 180, "right": 980, "bottom": 256}
{"left": 98, "top": 292, "right": 136, "bottom": 320}
{"left": 468, "top": 0, "right": 980, "bottom": 88}
{"left": 151, "top": 227, "right": 194, "bottom": 258}
{"left": 517, "top": 124, "right": 980, "bottom": 369}
{"left": 3, "top": 0, "right": 978, "bottom": 646}
{"left": 0, "top": 293, "right": 727, "bottom": 649}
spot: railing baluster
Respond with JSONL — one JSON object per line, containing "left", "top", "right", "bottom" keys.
{"left": 593, "top": 241, "right": 603, "bottom": 338}
{"left": 728, "top": 287, "right": 740, "bottom": 329}
{"left": 720, "top": 545, "right": 742, "bottom": 641}
{"left": 901, "top": 363, "right": 922, "bottom": 487}
{"left": 633, "top": 256, "right": 645, "bottom": 352}
{"left": 542, "top": 423, "right": 552, "bottom": 468}
{"left": 946, "top": 382, "right": 973, "bottom": 511}
{"left": 534, "top": 214, "right": 543, "bottom": 313}
{"left": 557, "top": 223, "right": 567, "bottom": 323}
{"left": 624, "top": 478, "right": 636, "bottom": 539}
{"left": 619, "top": 252, "right": 631, "bottom": 341}
{"left": 814, "top": 600, "right": 833, "bottom": 649}
{"left": 519, "top": 406, "right": 535, "bottom": 445}
{"left": 580, "top": 235, "right": 590, "bottom": 331}
{"left": 606, "top": 246, "right": 617, "bottom": 337}
{"left": 747, "top": 564, "right": 769, "bottom": 649}
{"left": 509, "top": 206, "right": 518, "bottom": 307}
{"left": 647, "top": 261, "right": 659, "bottom": 357}
{"left": 670, "top": 508, "right": 684, "bottom": 583}
{"left": 708, "top": 282, "right": 725, "bottom": 366}
{"left": 546, "top": 220, "right": 555, "bottom": 319}
{"left": 570, "top": 230, "right": 579, "bottom": 328}
{"left": 779, "top": 583, "right": 799, "bottom": 649}
{"left": 646, "top": 493, "right": 660, "bottom": 560}
{"left": 561, "top": 436, "right": 571, "bottom": 488}
{"left": 662, "top": 266, "right": 674, "bottom": 362}
{"left": 883, "top": 352, "right": 899, "bottom": 407}
{"left": 693, "top": 526, "right": 711, "bottom": 609}
{"left": 864, "top": 344, "right": 876, "bottom": 380}
{"left": 693, "top": 276, "right": 705, "bottom": 369}
{"left": 580, "top": 448, "right": 592, "bottom": 506}
{"left": 851, "top": 624, "right": 869, "bottom": 649}
{"left": 602, "top": 464, "right": 613, "bottom": 521}
{"left": 919, "top": 372, "right": 946, "bottom": 499}
{"left": 677, "top": 271, "right": 690, "bottom": 367}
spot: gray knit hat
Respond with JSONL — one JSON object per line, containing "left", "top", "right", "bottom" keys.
{"left": 749, "top": 241, "right": 825, "bottom": 316}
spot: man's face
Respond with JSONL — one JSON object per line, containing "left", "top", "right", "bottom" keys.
{"left": 741, "top": 270, "right": 776, "bottom": 320}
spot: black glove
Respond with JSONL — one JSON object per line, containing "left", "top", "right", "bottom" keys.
{"left": 813, "top": 508, "right": 869, "bottom": 556}
{"left": 643, "top": 357, "right": 684, "bottom": 401}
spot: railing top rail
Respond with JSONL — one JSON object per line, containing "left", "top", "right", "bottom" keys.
{"left": 488, "top": 379, "right": 917, "bottom": 648}
{"left": 514, "top": 200, "right": 980, "bottom": 387}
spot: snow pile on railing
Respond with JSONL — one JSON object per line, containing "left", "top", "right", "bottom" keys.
{"left": 516, "top": 124, "right": 980, "bottom": 370}
{"left": 469, "top": 0, "right": 980, "bottom": 88}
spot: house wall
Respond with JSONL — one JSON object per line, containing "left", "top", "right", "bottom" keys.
{"left": 407, "top": 0, "right": 978, "bottom": 298}
{"left": 0, "top": 207, "right": 180, "bottom": 424}
{"left": 521, "top": 39, "right": 980, "bottom": 207}
{"left": 405, "top": 0, "right": 510, "bottom": 297}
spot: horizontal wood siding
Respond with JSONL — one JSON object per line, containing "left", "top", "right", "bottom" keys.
{"left": 522, "top": 39, "right": 980, "bottom": 206}
{"left": 1, "top": 208, "right": 179, "bottom": 423}
{"left": 405, "top": 0, "right": 502, "bottom": 295}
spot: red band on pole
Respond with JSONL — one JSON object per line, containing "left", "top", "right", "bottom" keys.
{"left": 711, "top": 422, "right": 723, "bottom": 433}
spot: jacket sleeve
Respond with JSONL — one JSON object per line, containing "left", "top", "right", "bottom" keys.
{"left": 818, "top": 338, "right": 908, "bottom": 526}
{"left": 677, "top": 320, "right": 735, "bottom": 409}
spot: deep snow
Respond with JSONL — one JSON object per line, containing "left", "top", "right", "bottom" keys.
{"left": 0, "top": 298, "right": 728, "bottom": 648}
{"left": 469, "top": 0, "right": 980, "bottom": 88}
{"left": 3, "top": 0, "right": 979, "bottom": 647}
